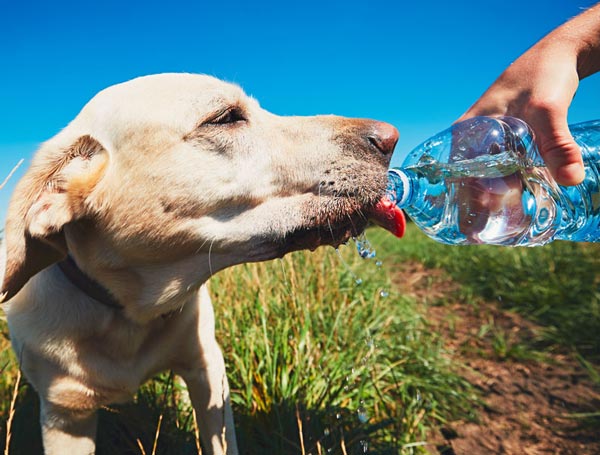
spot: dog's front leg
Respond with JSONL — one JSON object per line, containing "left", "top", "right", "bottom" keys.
{"left": 39, "top": 399, "right": 98, "bottom": 455}
{"left": 178, "top": 285, "right": 238, "bottom": 455}
{"left": 181, "top": 362, "right": 238, "bottom": 455}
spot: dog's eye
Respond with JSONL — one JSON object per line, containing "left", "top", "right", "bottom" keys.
{"left": 207, "top": 107, "right": 247, "bottom": 126}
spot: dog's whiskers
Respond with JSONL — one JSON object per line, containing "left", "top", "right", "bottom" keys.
{"left": 196, "top": 237, "right": 211, "bottom": 255}
{"left": 208, "top": 239, "right": 216, "bottom": 277}
{"left": 327, "top": 219, "right": 335, "bottom": 242}
{"left": 317, "top": 181, "right": 324, "bottom": 236}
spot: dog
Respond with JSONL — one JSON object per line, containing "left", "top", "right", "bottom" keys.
{"left": 0, "top": 73, "right": 398, "bottom": 454}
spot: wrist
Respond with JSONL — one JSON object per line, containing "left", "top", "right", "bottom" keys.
{"left": 577, "top": 37, "right": 600, "bottom": 79}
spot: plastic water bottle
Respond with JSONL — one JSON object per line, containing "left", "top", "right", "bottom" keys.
{"left": 387, "top": 116, "right": 600, "bottom": 246}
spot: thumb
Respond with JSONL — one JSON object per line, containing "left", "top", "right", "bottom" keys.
{"left": 532, "top": 117, "right": 585, "bottom": 186}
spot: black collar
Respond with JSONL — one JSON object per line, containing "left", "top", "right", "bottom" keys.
{"left": 57, "top": 255, "right": 123, "bottom": 310}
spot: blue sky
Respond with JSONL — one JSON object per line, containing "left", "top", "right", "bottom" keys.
{"left": 1, "top": 0, "right": 599, "bottom": 225}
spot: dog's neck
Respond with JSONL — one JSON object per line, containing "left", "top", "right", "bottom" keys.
{"left": 56, "top": 248, "right": 236, "bottom": 323}
{"left": 58, "top": 255, "right": 123, "bottom": 310}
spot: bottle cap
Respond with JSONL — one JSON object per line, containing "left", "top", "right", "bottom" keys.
{"left": 388, "top": 168, "right": 411, "bottom": 207}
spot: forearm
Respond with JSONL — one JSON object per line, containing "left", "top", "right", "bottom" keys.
{"left": 540, "top": 2, "right": 600, "bottom": 79}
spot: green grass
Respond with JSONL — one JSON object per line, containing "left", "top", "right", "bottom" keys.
{"left": 373, "top": 224, "right": 600, "bottom": 366}
{"left": 211, "top": 246, "right": 475, "bottom": 453}
{"left": 0, "top": 224, "right": 599, "bottom": 453}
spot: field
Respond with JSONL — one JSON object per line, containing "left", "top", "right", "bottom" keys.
{"left": 0, "top": 225, "right": 599, "bottom": 454}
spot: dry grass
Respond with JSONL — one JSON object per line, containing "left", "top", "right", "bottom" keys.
{"left": 3, "top": 370, "right": 20, "bottom": 455}
{"left": 151, "top": 414, "right": 163, "bottom": 455}
{"left": 0, "top": 159, "right": 23, "bottom": 192}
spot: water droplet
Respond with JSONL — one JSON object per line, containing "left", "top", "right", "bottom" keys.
{"left": 360, "top": 440, "right": 369, "bottom": 453}
{"left": 358, "top": 247, "right": 375, "bottom": 259}
{"left": 379, "top": 290, "right": 389, "bottom": 298}
{"left": 336, "top": 413, "right": 341, "bottom": 420}
{"left": 357, "top": 406, "right": 368, "bottom": 423}
{"left": 355, "top": 278, "right": 363, "bottom": 285}
{"left": 354, "top": 233, "right": 376, "bottom": 259}
{"left": 323, "top": 427, "right": 330, "bottom": 436}
{"left": 375, "top": 260, "right": 383, "bottom": 267}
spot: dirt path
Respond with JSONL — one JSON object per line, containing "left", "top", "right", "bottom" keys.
{"left": 393, "top": 262, "right": 600, "bottom": 455}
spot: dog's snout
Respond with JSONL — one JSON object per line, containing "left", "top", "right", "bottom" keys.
{"left": 366, "top": 122, "right": 399, "bottom": 157}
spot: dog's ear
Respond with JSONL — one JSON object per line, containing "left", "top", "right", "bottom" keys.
{"left": 0, "top": 135, "right": 109, "bottom": 302}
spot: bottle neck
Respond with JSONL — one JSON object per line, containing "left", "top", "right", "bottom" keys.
{"left": 388, "top": 168, "right": 412, "bottom": 208}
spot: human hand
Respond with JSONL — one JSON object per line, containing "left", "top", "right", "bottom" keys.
{"left": 457, "top": 40, "right": 585, "bottom": 186}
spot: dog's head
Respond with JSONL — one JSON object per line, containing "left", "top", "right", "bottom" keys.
{"left": 1, "top": 74, "right": 398, "bottom": 304}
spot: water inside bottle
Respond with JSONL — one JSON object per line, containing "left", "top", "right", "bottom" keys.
{"left": 401, "top": 153, "right": 564, "bottom": 246}
{"left": 408, "top": 150, "right": 521, "bottom": 180}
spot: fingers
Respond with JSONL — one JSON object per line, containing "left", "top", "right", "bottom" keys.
{"left": 539, "top": 139, "right": 585, "bottom": 186}
{"left": 529, "top": 113, "right": 585, "bottom": 186}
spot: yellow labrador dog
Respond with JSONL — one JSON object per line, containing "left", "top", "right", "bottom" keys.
{"left": 0, "top": 73, "right": 399, "bottom": 454}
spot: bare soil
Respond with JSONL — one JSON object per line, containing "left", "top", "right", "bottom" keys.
{"left": 392, "top": 262, "right": 600, "bottom": 455}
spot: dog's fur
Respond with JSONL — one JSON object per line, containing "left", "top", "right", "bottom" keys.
{"left": 0, "top": 74, "right": 397, "bottom": 454}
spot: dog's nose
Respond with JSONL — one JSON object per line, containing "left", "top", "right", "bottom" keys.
{"left": 366, "top": 122, "right": 399, "bottom": 157}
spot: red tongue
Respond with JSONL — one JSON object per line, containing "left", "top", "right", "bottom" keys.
{"left": 371, "top": 197, "right": 406, "bottom": 238}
